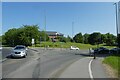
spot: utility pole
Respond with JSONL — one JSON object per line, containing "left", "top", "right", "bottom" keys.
{"left": 44, "top": 10, "right": 46, "bottom": 49}
{"left": 72, "top": 22, "right": 74, "bottom": 42}
{"left": 118, "top": 1, "right": 120, "bottom": 48}
{"left": 114, "top": 3, "right": 120, "bottom": 48}
{"left": 114, "top": 3, "right": 119, "bottom": 39}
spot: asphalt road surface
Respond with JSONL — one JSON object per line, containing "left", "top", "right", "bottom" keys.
{"left": 1, "top": 48, "right": 109, "bottom": 79}
{"left": 2, "top": 48, "right": 12, "bottom": 59}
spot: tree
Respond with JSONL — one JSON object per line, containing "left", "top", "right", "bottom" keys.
{"left": 105, "top": 33, "right": 117, "bottom": 46}
{"left": 73, "top": 32, "right": 83, "bottom": 43}
{"left": 3, "top": 28, "right": 18, "bottom": 46}
{"left": 0, "top": 36, "right": 1, "bottom": 42}
{"left": 88, "top": 32, "right": 101, "bottom": 45}
{"left": 101, "top": 34, "right": 107, "bottom": 44}
{"left": 3, "top": 25, "right": 41, "bottom": 46}
{"left": 17, "top": 25, "right": 40, "bottom": 46}
{"left": 83, "top": 33, "right": 90, "bottom": 44}
{"left": 57, "top": 36, "right": 67, "bottom": 43}
{"left": 66, "top": 35, "right": 72, "bottom": 42}
{"left": 39, "top": 31, "right": 49, "bottom": 42}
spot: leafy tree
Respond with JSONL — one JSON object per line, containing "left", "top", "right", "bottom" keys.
{"left": 73, "top": 32, "right": 83, "bottom": 43}
{"left": 3, "top": 28, "right": 17, "bottom": 46}
{"left": 17, "top": 25, "right": 40, "bottom": 46}
{"left": 39, "top": 31, "right": 49, "bottom": 42}
{"left": 88, "top": 32, "right": 101, "bottom": 45}
{"left": 66, "top": 35, "right": 72, "bottom": 42}
{"left": 83, "top": 33, "right": 90, "bottom": 44}
{"left": 0, "top": 36, "right": 2, "bottom": 46}
{"left": 57, "top": 36, "right": 67, "bottom": 43}
{"left": 101, "top": 34, "right": 107, "bottom": 43}
{"left": 105, "top": 33, "right": 117, "bottom": 46}
{"left": 0, "top": 36, "right": 1, "bottom": 42}
{"left": 3, "top": 25, "right": 41, "bottom": 46}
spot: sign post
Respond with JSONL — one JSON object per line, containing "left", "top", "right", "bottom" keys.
{"left": 31, "top": 38, "right": 34, "bottom": 47}
{"left": 40, "top": 37, "right": 41, "bottom": 47}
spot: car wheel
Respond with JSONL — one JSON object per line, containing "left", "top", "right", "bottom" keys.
{"left": 11, "top": 55, "right": 13, "bottom": 58}
{"left": 23, "top": 55, "right": 26, "bottom": 58}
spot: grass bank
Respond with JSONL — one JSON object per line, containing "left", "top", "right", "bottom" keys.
{"left": 103, "top": 56, "right": 120, "bottom": 77}
{"left": 33, "top": 42, "right": 115, "bottom": 50}
{"left": 35, "top": 42, "right": 97, "bottom": 49}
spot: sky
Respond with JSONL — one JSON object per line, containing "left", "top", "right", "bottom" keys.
{"left": 2, "top": 2, "right": 118, "bottom": 37}
{"left": 1, "top": 0, "right": 120, "bottom": 2}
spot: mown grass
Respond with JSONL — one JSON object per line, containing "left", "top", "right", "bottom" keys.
{"left": 103, "top": 56, "right": 120, "bottom": 76}
{"left": 34, "top": 42, "right": 115, "bottom": 50}
{"left": 35, "top": 42, "right": 96, "bottom": 49}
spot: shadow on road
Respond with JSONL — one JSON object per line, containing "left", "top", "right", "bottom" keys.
{"left": 75, "top": 53, "right": 90, "bottom": 57}
{"left": 6, "top": 55, "right": 25, "bottom": 59}
{"left": 75, "top": 53, "right": 111, "bottom": 58}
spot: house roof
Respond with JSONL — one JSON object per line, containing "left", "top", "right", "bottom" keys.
{"left": 46, "top": 31, "right": 64, "bottom": 36}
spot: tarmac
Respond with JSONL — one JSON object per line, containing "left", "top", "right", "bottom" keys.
{"left": 58, "top": 57, "right": 109, "bottom": 78}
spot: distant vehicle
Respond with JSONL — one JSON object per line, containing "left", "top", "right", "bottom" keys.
{"left": 110, "top": 48, "right": 120, "bottom": 54}
{"left": 94, "top": 47, "right": 109, "bottom": 54}
{"left": 70, "top": 46, "right": 79, "bottom": 50}
{"left": 89, "top": 48, "right": 94, "bottom": 56}
{"left": 11, "top": 45, "right": 28, "bottom": 58}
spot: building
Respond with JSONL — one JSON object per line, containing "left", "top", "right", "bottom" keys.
{"left": 46, "top": 31, "right": 64, "bottom": 42}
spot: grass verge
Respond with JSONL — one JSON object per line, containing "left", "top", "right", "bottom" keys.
{"left": 34, "top": 42, "right": 115, "bottom": 50}
{"left": 103, "top": 56, "right": 120, "bottom": 78}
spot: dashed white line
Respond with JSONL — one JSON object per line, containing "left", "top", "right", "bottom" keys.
{"left": 89, "top": 59, "right": 94, "bottom": 80}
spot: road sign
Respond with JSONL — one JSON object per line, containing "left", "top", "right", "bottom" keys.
{"left": 32, "top": 38, "right": 34, "bottom": 45}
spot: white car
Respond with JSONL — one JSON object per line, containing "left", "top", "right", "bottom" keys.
{"left": 70, "top": 46, "right": 80, "bottom": 50}
{"left": 11, "top": 45, "right": 28, "bottom": 58}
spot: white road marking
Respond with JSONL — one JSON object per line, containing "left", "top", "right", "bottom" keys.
{"left": 89, "top": 59, "right": 94, "bottom": 80}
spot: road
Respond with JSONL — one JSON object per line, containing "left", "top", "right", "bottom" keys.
{"left": 1, "top": 47, "right": 110, "bottom": 79}
{"left": 2, "top": 48, "right": 12, "bottom": 60}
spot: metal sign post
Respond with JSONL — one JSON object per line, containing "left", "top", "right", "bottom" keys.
{"left": 31, "top": 38, "right": 34, "bottom": 47}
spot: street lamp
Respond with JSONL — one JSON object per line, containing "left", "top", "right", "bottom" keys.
{"left": 114, "top": 3, "right": 119, "bottom": 48}
{"left": 72, "top": 21, "right": 74, "bottom": 42}
{"left": 44, "top": 10, "right": 47, "bottom": 49}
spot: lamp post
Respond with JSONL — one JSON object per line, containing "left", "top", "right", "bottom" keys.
{"left": 118, "top": 1, "right": 120, "bottom": 48}
{"left": 114, "top": 2, "right": 120, "bottom": 79}
{"left": 114, "top": 3, "right": 119, "bottom": 48}
{"left": 40, "top": 36, "right": 41, "bottom": 47}
{"left": 44, "top": 10, "right": 46, "bottom": 49}
{"left": 72, "top": 22, "right": 74, "bottom": 42}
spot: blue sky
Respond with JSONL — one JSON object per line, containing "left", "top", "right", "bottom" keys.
{"left": 2, "top": 2, "right": 117, "bottom": 37}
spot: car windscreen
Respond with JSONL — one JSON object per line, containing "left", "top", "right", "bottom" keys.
{"left": 14, "top": 46, "right": 25, "bottom": 50}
